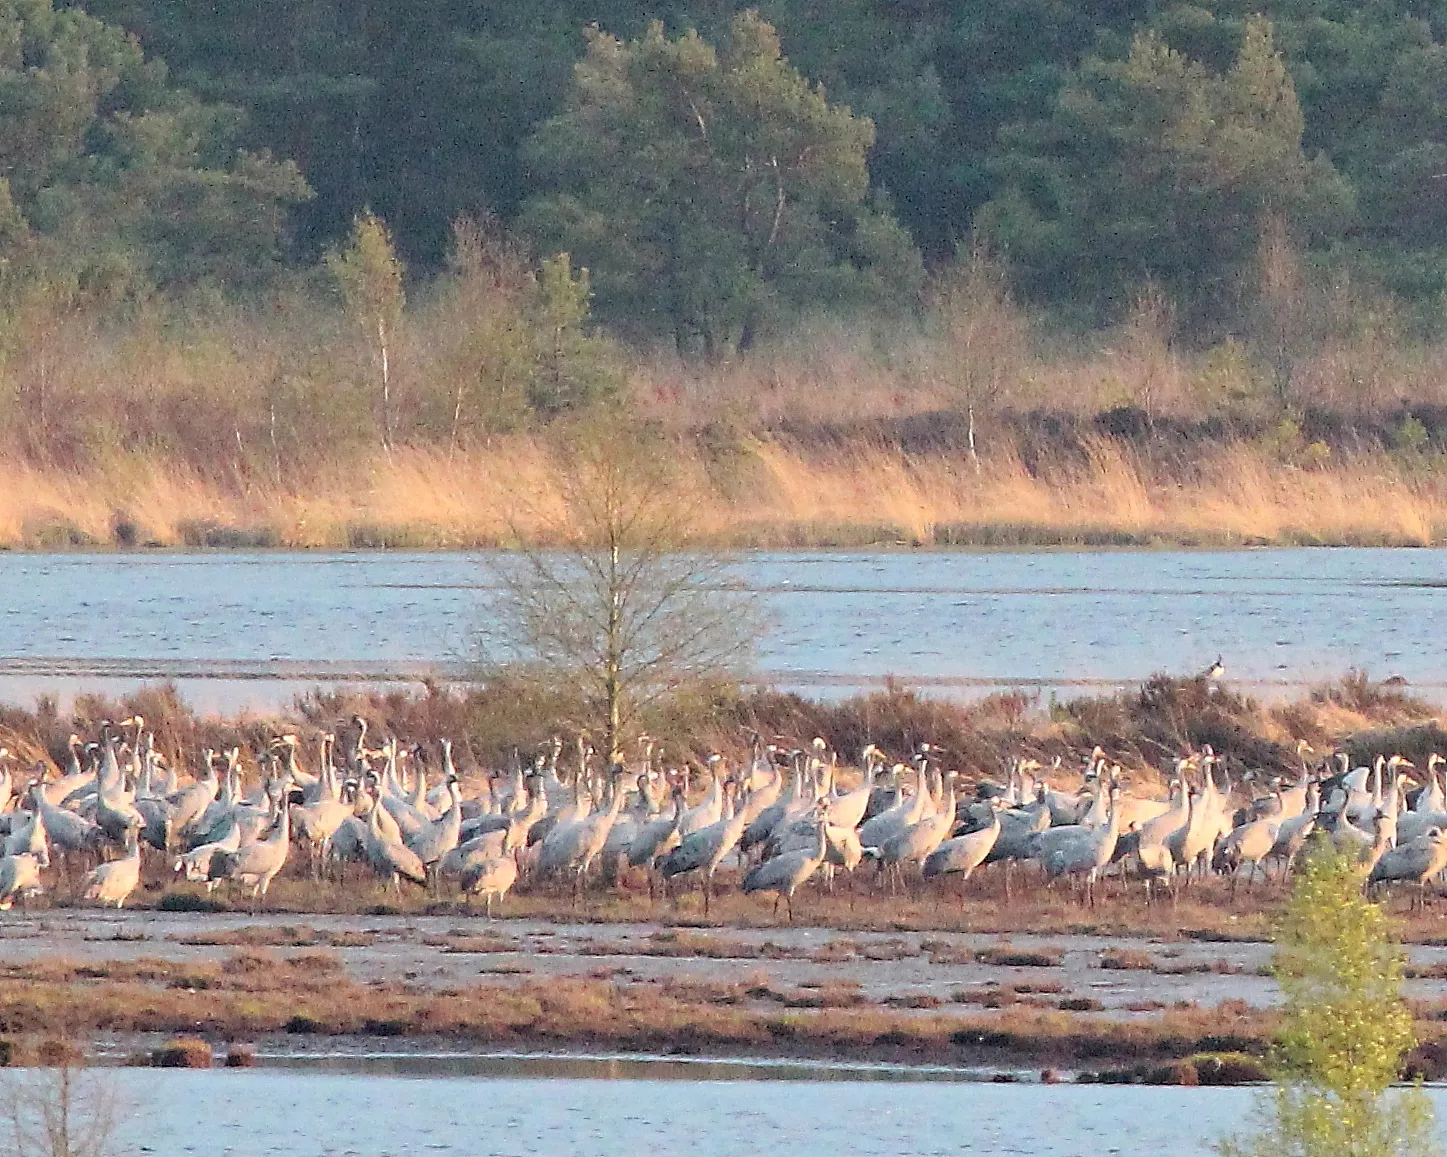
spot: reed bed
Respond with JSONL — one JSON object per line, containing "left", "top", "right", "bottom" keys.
{"left": 0, "top": 437, "right": 1443, "bottom": 550}
{"left": 3, "top": 280, "right": 1447, "bottom": 550}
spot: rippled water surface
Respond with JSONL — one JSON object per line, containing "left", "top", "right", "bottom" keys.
{"left": 0, "top": 547, "right": 1444, "bottom": 708}
{"left": 84, "top": 1069, "right": 1447, "bottom": 1157}
{"left": 99, "top": 1070, "right": 1267, "bottom": 1156}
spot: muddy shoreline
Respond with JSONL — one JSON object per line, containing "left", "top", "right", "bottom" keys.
{"left": 3, "top": 909, "right": 1445, "bottom": 1078}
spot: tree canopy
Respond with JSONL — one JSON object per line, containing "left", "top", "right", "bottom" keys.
{"left": 522, "top": 12, "right": 922, "bottom": 356}
{"left": 983, "top": 19, "right": 1351, "bottom": 320}
{"left": 31, "top": 0, "right": 1447, "bottom": 334}
{"left": 0, "top": 0, "right": 308, "bottom": 299}
{"left": 1220, "top": 840, "right": 1438, "bottom": 1157}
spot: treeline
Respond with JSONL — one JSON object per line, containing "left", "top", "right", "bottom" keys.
{"left": 9, "top": 0, "right": 1447, "bottom": 330}
{"left": 7, "top": 0, "right": 1447, "bottom": 469}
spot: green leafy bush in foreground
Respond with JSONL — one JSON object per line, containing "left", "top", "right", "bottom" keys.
{"left": 1220, "top": 840, "right": 1440, "bottom": 1157}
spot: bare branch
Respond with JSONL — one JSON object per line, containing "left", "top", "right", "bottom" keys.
{"left": 477, "top": 419, "right": 760, "bottom": 757}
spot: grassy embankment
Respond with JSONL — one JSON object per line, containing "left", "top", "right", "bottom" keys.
{"left": 5, "top": 294, "right": 1447, "bottom": 550}
{"left": 7, "top": 435, "right": 1445, "bottom": 551}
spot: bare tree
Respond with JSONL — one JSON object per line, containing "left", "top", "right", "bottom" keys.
{"left": 930, "top": 240, "right": 1030, "bottom": 472}
{"left": 481, "top": 418, "right": 760, "bottom": 761}
{"left": 0, "top": 1049, "right": 120, "bottom": 1157}
{"left": 1111, "top": 282, "right": 1183, "bottom": 425}
{"left": 1253, "top": 213, "right": 1311, "bottom": 412}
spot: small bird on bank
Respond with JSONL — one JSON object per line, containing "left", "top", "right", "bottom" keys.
{"left": 1202, "top": 656, "right": 1225, "bottom": 680}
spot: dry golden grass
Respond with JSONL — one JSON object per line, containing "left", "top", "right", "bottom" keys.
{"left": 1, "top": 435, "right": 1444, "bottom": 549}
{"left": 7, "top": 260, "right": 1447, "bottom": 552}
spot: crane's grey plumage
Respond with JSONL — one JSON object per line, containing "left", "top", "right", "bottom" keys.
{"left": 741, "top": 804, "right": 829, "bottom": 922}
{"left": 659, "top": 783, "right": 749, "bottom": 915}
{"left": 1369, "top": 827, "right": 1447, "bottom": 910}
{"left": 537, "top": 770, "right": 629, "bottom": 900}
{"left": 406, "top": 776, "right": 463, "bottom": 875}
{"left": 923, "top": 802, "right": 1000, "bottom": 885}
{"left": 1213, "top": 815, "right": 1281, "bottom": 895}
{"left": 1039, "top": 789, "right": 1121, "bottom": 907}
{"left": 462, "top": 832, "right": 519, "bottom": 918}
{"left": 363, "top": 788, "right": 427, "bottom": 893}
{"left": 82, "top": 831, "right": 142, "bottom": 908}
{"left": 210, "top": 805, "right": 291, "bottom": 902}
{"left": 173, "top": 819, "right": 242, "bottom": 888}
{"left": 878, "top": 772, "right": 956, "bottom": 877}
{"left": 628, "top": 787, "right": 685, "bottom": 869}
{"left": 0, "top": 852, "right": 43, "bottom": 910}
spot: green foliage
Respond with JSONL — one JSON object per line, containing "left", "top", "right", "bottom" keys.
{"left": 522, "top": 11, "right": 923, "bottom": 357}
{"left": 1219, "top": 839, "right": 1439, "bottom": 1157}
{"left": 526, "top": 253, "right": 620, "bottom": 415}
{"left": 326, "top": 211, "right": 404, "bottom": 328}
{"left": 984, "top": 18, "right": 1351, "bottom": 320}
{"left": 421, "top": 222, "right": 619, "bottom": 439}
{"left": 36, "top": 0, "right": 1447, "bottom": 332}
{"left": 1274, "top": 842, "right": 1413, "bottom": 1095}
{"left": 1395, "top": 414, "right": 1429, "bottom": 453}
{"left": 325, "top": 210, "right": 406, "bottom": 451}
{"left": 0, "top": 0, "right": 308, "bottom": 300}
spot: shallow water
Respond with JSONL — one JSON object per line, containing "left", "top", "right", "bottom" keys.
{"left": 65, "top": 1067, "right": 1447, "bottom": 1157}
{"left": 81, "top": 1069, "right": 1266, "bottom": 1156}
{"left": 0, "top": 547, "right": 1444, "bottom": 710}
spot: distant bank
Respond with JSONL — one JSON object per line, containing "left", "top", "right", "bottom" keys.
{"left": 0, "top": 436, "right": 1442, "bottom": 552}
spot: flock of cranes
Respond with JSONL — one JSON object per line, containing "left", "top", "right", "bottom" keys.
{"left": 0, "top": 717, "right": 1444, "bottom": 920}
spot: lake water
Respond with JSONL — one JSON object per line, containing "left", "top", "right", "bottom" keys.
{"left": 41, "top": 1067, "right": 1442, "bottom": 1156}
{"left": 0, "top": 547, "right": 1444, "bottom": 710}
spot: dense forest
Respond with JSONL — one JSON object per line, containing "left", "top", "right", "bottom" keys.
{"left": 9, "top": 0, "right": 1447, "bottom": 341}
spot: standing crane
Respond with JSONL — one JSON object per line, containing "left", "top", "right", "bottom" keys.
{"left": 741, "top": 802, "right": 830, "bottom": 922}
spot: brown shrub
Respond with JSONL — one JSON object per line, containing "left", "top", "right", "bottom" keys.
{"left": 978, "top": 945, "right": 1064, "bottom": 968}
{"left": 1189, "top": 1052, "right": 1268, "bottom": 1084}
{"left": 151, "top": 1038, "right": 213, "bottom": 1068}
{"left": 1099, "top": 948, "right": 1155, "bottom": 970}
{"left": 884, "top": 993, "right": 945, "bottom": 1010}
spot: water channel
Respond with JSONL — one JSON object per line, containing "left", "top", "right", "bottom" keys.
{"left": 0, "top": 547, "right": 1442, "bottom": 710}
{"left": 43, "top": 1065, "right": 1441, "bottom": 1156}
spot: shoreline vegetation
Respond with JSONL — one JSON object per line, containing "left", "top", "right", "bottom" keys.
{"left": 10, "top": 1, "right": 1447, "bottom": 559}
{"left": 8, "top": 433, "right": 1447, "bottom": 553}
{"left": 10, "top": 257, "right": 1447, "bottom": 553}
{"left": 0, "top": 956, "right": 1287, "bottom": 1079}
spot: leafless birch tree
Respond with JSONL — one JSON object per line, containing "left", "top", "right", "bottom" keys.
{"left": 481, "top": 418, "right": 759, "bottom": 761}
